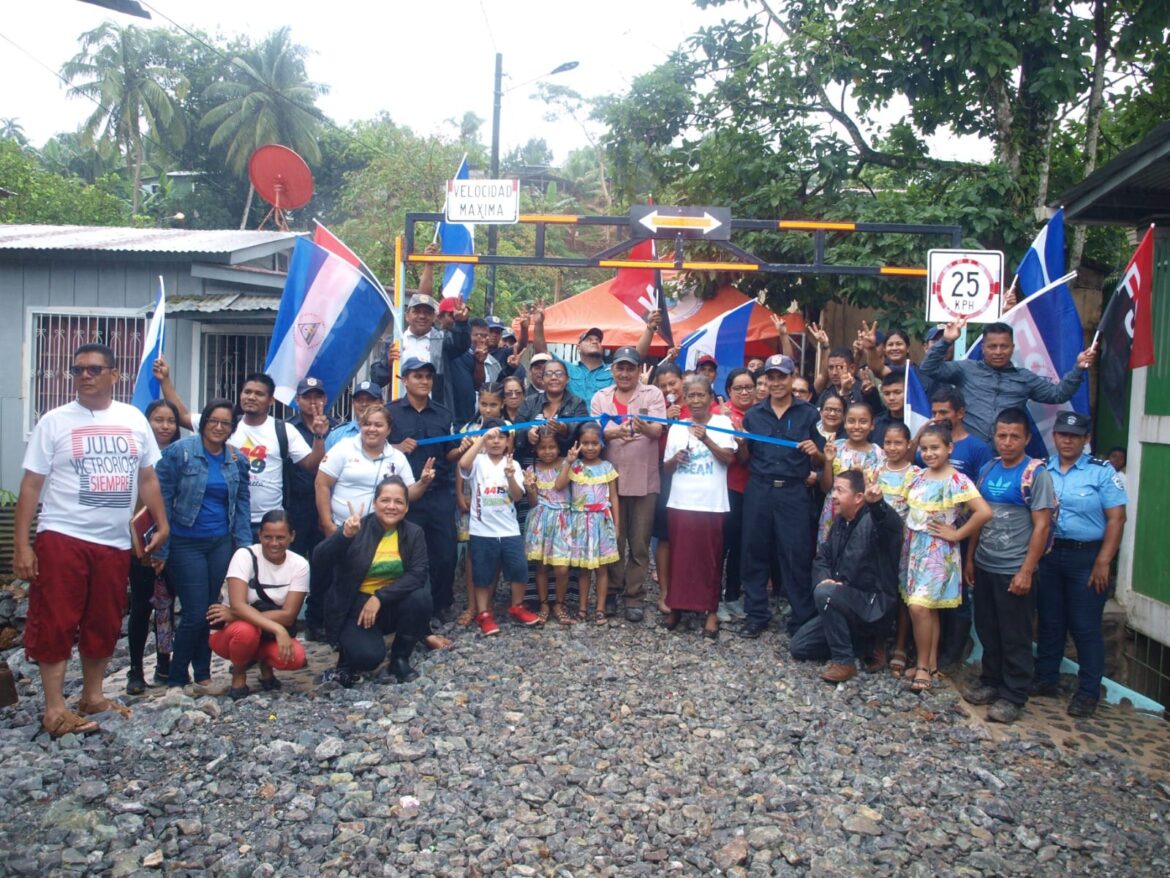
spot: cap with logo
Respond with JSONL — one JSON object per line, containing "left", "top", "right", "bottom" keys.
{"left": 352, "top": 380, "right": 383, "bottom": 399}
{"left": 400, "top": 356, "right": 437, "bottom": 377}
{"left": 407, "top": 293, "right": 438, "bottom": 311}
{"left": 296, "top": 376, "right": 326, "bottom": 396}
{"left": 611, "top": 346, "right": 642, "bottom": 367}
{"left": 579, "top": 327, "right": 604, "bottom": 343}
{"left": 485, "top": 315, "right": 506, "bottom": 331}
{"left": 1053, "top": 411, "right": 1091, "bottom": 435}
{"left": 763, "top": 354, "right": 796, "bottom": 375}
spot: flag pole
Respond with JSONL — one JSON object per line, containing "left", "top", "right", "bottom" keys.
{"left": 393, "top": 234, "right": 404, "bottom": 400}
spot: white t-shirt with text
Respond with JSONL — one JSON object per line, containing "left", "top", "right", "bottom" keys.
{"left": 23, "top": 400, "right": 161, "bottom": 549}
{"left": 461, "top": 454, "right": 523, "bottom": 538}
{"left": 223, "top": 545, "right": 310, "bottom": 607}
{"left": 318, "top": 435, "right": 416, "bottom": 526}
{"left": 663, "top": 415, "right": 737, "bottom": 513}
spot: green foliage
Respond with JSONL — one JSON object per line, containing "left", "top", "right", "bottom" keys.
{"left": 0, "top": 139, "right": 129, "bottom": 225}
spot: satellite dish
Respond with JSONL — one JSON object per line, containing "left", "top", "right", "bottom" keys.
{"left": 248, "top": 145, "right": 314, "bottom": 230}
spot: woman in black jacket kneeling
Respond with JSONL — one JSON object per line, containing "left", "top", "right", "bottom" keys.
{"left": 315, "top": 476, "right": 432, "bottom": 687}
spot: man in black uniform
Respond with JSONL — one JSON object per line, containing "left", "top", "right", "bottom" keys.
{"left": 738, "top": 354, "right": 825, "bottom": 638}
{"left": 388, "top": 357, "right": 457, "bottom": 621}
{"left": 287, "top": 377, "right": 337, "bottom": 641}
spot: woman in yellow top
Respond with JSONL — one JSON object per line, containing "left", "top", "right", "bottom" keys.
{"left": 314, "top": 476, "right": 432, "bottom": 688}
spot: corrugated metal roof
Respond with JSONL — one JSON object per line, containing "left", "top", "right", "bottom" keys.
{"left": 0, "top": 224, "right": 299, "bottom": 254}
{"left": 168, "top": 293, "right": 281, "bottom": 313}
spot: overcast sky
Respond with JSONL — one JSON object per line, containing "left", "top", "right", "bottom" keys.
{"left": 1, "top": 0, "right": 988, "bottom": 169}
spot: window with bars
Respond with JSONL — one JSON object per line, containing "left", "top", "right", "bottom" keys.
{"left": 200, "top": 328, "right": 373, "bottom": 423}
{"left": 25, "top": 308, "right": 149, "bottom": 430}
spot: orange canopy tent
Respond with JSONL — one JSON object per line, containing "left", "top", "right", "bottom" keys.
{"left": 527, "top": 278, "right": 805, "bottom": 357}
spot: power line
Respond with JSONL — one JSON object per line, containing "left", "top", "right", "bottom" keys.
{"left": 479, "top": 0, "right": 500, "bottom": 54}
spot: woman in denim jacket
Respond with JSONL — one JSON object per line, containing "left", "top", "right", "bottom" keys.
{"left": 156, "top": 398, "right": 252, "bottom": 692}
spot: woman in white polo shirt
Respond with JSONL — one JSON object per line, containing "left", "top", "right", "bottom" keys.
{"left": 315, "top": 406, "right": 434, "bottom": 536}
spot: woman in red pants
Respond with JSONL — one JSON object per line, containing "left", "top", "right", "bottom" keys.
{"left": 207, "top": 511, "right": 308, "bottom": 699}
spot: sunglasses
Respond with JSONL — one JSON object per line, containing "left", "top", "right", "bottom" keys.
{"left": 69, "top": 365, "right": 112, "bottom": 377}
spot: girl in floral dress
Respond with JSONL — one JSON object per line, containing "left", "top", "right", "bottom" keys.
{"left": 878, "top": 422, "right": 920, "bottom": 677}
{"left": 524, "top": 430, "right": 575, "bottom": 625}
{"left": 900, "top": 424, "right": 992, "bottom": 692}
{"left": 568, "top": 423, "right": 620, "bottom": 625}
{"left": 818, "top": 402, "right": 886, "bottom": 542}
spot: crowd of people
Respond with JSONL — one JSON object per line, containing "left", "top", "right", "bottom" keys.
{"left": 13, "top": 286, "right": 1129, "bottom": 739}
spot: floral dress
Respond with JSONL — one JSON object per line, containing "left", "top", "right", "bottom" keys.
{"left": 818, "top": 440, "right": 886, "bottom": 543}
{"left": 524, "top": 463, "right": 572, "bottom": 566}
{"left": 569, "top": 460, "right": 619, "bottom": 569}
{"left": 900, "top": 469, "right": 980, "bottom": 608}
{"left": 878, "top": 463, "right": 920, "bottom": 593}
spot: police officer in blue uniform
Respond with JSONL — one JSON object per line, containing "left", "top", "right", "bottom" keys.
{"left": 738, "top": 354, "right": 826, "bottom": 638}
{"left": 1034, "top": 411, "right": 1127, "bottom": 717}
{"left": 388, "top": 358, "right": 458, "bottom": 622}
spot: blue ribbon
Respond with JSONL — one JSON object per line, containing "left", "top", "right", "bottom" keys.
{"left": 413, "top": 413, "right": 799, "bottom": 449}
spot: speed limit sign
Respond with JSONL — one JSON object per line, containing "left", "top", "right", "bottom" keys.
{"left": 926, "top": 249, "right": 1004, "bottom": 324}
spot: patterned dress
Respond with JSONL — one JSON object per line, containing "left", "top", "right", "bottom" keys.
{"left": 524, "top": 463, "right": 573, "bottom": 566}
{"left": 569, "top": 460, "right": 619, "bottom": 569}
{"left": 818, "top": 440, "right": 886, "bottom": 543}
{"left": 878, "top": 463, "right": 920, "bottom": 593}
{"left": 900, "top": 469, "right": 980, "bottom": 608}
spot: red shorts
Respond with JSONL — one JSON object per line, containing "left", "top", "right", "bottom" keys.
{"left": 24, "top": 530, "right": 131, "bottom": 663}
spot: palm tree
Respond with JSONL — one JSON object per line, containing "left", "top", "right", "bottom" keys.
{"left": 0, "top": 118, "right": 28, "bottom": 147}
{"left": 200, "top": 27, "right": 327, "bottom": 227}
{"left": 61, "top": 23, "right": 188, "bottom": 214}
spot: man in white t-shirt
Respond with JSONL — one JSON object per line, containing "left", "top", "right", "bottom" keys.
{"left": 14, "top": 343, "right": 169, "bottom": 737}
{"left": 161, "top": 368, "right": 329, "bottom": 534}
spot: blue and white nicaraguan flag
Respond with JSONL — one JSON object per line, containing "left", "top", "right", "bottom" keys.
{"left": 266, "top": 238, "right": 390, "bottom": 406}
{"left": 131, "top": 277, "right": 166, "bottom": 412}
{"left": 678, "top": 300, "right": 755, "bottom": 396}
{"left": 904, "top": 364, "right": 932, "bottom": 438}
{"left": 438, "top": 155, "right": 475, "bottom": 300}
{"left": 968, "top": 209, "right": 1089, "bottom": 458}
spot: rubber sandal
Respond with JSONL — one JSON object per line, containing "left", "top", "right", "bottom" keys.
{"left": 455, "top": 608, "right": 475, "bottom": 627}
{"left": 537, "top": 603, "right": 550, "bottom": 625}
{"left": 41, "top": 710, "right": 99, "bottom": 738}
{"left": 76, "top": 697, "right": 132, "bottom": 719}
{"left": 554, "top": 605, "right": 575, "bottom": 626}
{"left": 259, "top": 676, "right": 282, "bottom": 692}
{"left": 228, "top": 686, "right": 251, "bottom": 701}
{"left": 576, "top": 609, "right": 588, "bottom": 623}
{"left": 595, "top": 611, "right": 609, "bottom": 627}
{"left": 889, "top": 650, "right": 908, "bottom": 678}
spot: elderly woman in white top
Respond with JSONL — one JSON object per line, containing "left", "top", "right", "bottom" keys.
{"left": 660, "top": 375, "right": 739, "bottom": 639}
{"left": 315, "top": 406, "right": 434, "bottom": 536}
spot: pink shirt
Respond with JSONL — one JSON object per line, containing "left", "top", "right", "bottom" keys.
{"left": 590, "top": 383, "right": 667, "bottom": 497}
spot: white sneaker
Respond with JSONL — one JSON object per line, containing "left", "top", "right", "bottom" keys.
{"left": 716, "top": 603, "right": 732, "bottom": 623}
{"left": 726, "top": 599, "right": 746, "bottom": 619}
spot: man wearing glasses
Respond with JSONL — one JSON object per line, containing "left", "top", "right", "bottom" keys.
{"left": 14, "top": 344, "right": 170, "bottom": 737}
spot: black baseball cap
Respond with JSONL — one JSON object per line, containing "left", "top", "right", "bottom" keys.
{"left": 1054, "top": 411, "right": 1090, "bottom": 435}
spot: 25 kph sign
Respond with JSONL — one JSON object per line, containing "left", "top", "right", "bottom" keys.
{"left": 926, "top": 249, "right": 1004, "bottom": 324}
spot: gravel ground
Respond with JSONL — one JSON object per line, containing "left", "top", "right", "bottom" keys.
{"left": 2, "top": 597, "right": 1170, "bottom": 877}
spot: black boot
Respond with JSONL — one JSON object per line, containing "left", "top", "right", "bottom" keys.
{"left": 386, "top": 636, "right": 419, "bottom": 684}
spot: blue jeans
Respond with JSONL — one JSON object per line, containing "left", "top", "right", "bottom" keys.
{"left": 166, "top": 534, "right": 234, "bottom": 686}
{"left": 1035, "top": 543, "right": 1108, "bottom": 699}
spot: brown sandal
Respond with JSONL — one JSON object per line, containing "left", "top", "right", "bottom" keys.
{"left": 42, "top": 710, "right": 99, "bottom": 738}
{"left": 576, "top": 608, "right": 589, "bottom": 623}
{"left": 909, "top": 667, "right": 933, "bottom": 693}
{"left": 595, "top": 611, "right": 608, "bottom": 627}
{"left": 77, "top": 697, "right": 132, "bottom": 719}
{"left": 455, "top": 608, "right": 475, "bottom": 627}
{"left": 537, "top": 603, "right": 550, "bottom": 625}
{"left": 554, "top": 604, "right": 575, "bottom": 626}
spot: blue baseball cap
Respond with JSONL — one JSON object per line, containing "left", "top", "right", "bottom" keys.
{"left": 352, "top": 380, "right": 383, "bottom": 399}
{"left": 763, "top": 354, "right": 796, "bottom": 375}
{"left": 399, "top": 357, "right": 436, "bottom": 377}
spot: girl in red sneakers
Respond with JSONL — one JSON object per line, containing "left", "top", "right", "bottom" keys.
{"left": 458, "top": 421, "right": 539, "bottom": 634}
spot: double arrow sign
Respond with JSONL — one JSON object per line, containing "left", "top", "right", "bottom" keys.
{"left": 629, "top": 205, "right": 732, "bottom": 241}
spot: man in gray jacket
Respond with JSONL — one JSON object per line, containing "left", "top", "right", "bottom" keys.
{"left": 370, "top": 293, "right": 470, "bottom": 413}
{"left": 919, "top": 318, "right": 1096, "bottom": 443}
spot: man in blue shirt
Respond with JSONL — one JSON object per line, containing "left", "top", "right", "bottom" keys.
{"left": 1033, "top": 411, "right": 1127, "bottom": 717}
{"left": 962, "top": 407, "right": 1055, "bottom": 724}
